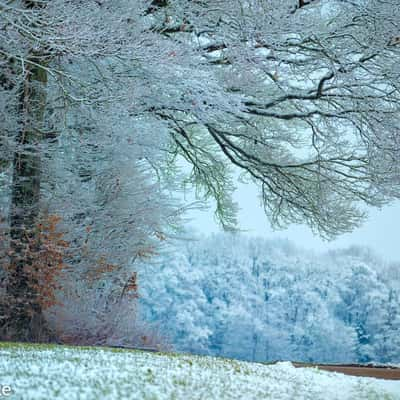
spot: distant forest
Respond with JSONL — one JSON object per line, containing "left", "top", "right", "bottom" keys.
{"left": 141, "top": 234, "right": 400, "bottom": 364}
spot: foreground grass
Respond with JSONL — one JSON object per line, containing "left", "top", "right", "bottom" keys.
{"left": 0, "top": 342, "right": 399, "bottom": 400}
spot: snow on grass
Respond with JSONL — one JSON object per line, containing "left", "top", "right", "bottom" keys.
{"left": 0, "top": 342, "right": 399, "bottom": 400}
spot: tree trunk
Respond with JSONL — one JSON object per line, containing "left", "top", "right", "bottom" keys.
{"left": 3, "top": 52, "right": 52, "bottom": 342}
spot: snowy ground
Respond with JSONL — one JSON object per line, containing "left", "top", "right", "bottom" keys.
{"left": 0, "top": 343, "right": 399, "bottom": 400}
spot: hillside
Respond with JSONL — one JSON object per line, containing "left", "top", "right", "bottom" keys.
{"left": 0, "top": 343, "right": 399, "bottom": 399}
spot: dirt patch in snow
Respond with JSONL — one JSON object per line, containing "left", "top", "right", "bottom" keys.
{"left": 293, "top": 363, "right": 400, "bottom": 380}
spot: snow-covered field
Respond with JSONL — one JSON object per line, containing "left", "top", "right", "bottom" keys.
{"left": 0, "top": 343, "right": 399, "bottom": 400}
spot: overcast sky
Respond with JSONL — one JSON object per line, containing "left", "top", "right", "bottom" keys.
{"left": 188, "top": 181, "right": 400, "bottom": 263}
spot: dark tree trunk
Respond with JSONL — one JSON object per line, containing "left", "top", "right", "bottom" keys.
{"left": 3, "top": 53, "right": 52, "bottom": 342}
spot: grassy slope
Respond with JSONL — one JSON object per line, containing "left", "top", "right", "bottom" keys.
{"left": 0, "top": 342, "right": 399, "bottom": 400}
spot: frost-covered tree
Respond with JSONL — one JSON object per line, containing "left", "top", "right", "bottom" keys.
{"left": 146, "top": 0, "right": 400, "bottom": 236}
{"left": 1, "top": 0, "right": 400, "bottom": 341}
{"left": 3, "top": 0, "right": 400, "bottom": 231}
{"left": 38, "top": 105, "right": 184, "bottom": 344}
{"left": 0, "top": 0, "right": 185, "bottom": 340}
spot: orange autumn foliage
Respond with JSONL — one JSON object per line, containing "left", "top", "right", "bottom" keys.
{"left": 1, "top": 214, "right": 70, "bottom": 310}
{"left": 28, "top": 214, "right": 70, "bottom": 309}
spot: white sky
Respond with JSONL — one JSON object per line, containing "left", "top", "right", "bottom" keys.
{"left": 188, "top": 181, "right": 400, "bottom": 263}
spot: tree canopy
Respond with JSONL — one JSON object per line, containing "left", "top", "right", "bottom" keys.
{"left": 2, "top": 0, "right": 400, "bottom": 237}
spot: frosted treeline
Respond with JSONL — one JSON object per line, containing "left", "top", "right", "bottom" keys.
{"left": 140, "top": 234, "right": 400, "bottom": 364}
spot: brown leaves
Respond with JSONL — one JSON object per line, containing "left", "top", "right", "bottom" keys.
{"left": 125, "top": 272, "right": 138, "bottom": 298}
{"left": 137, "top": 247, "right": 156, "bottom": 259}
{"left": 3, "top": 213, "right": 70, "bottom": 310}
{"left": 32, "top": 214, "right": 69, "bottom": 309}
{"left": 86, "top": 256, "right": 119, "bottom": 282}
